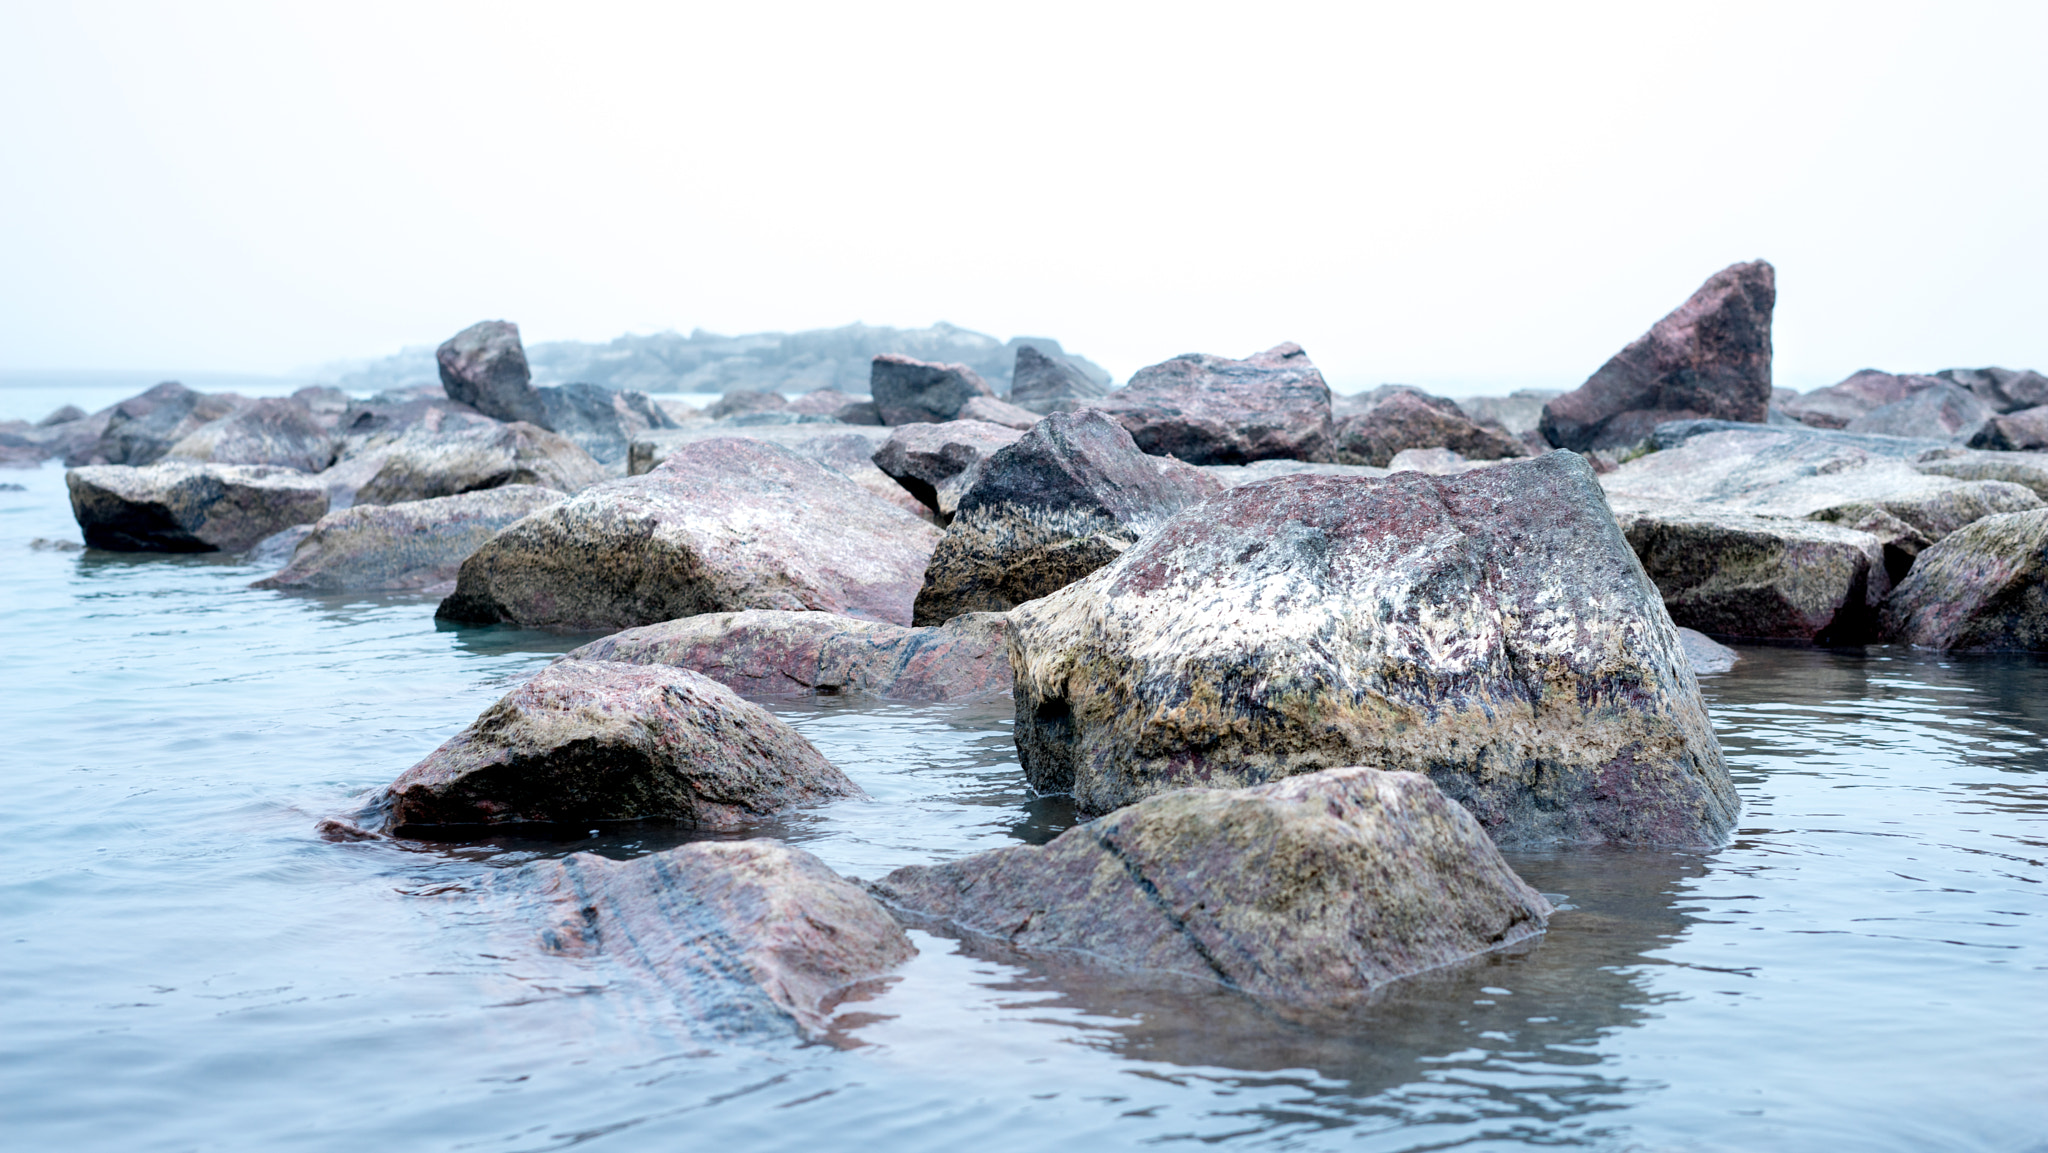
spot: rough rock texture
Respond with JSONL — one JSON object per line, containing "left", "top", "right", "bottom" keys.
{"left": 166, "top": 396, "right": 339, "bottom": 472}
{"left": 1677, "top": 628, "right": 1739, "bottom": 674}
{"left": 1879, "top": 509, "right": 2048, "bottom": 651}
{"left": 869, "top": 354, "right": 998, "bottom": 425}
{"left": 626, "top": 423, "right": 928, "bottom": 521}
{"left": 439, "top": 437, "right": 941, "bottom": 630}
{"left": 1541, "top": 261, "right": 1775, "bottom": 451}
{"left": 1332, "top": 387, "right": 1529, "bottom": 467}
{"left": 1913, "top": 448, "right": 2048, "bottom": 499}
{"left": 350, "top": 421, "right": 609, "bottom": 507}
{"left": 536, "top": 382, "right": 680, "bottom": 467}
{"left": 1610, "top": 498, "right": 1888, "bottom": 642}
{"left": 1095, "top": 342, "right": 1334, "bottom": 465}
{"left": 437, "top": 320, "right": 548, "bottom": 427}
{"left": 1844, "top": 381, "right": 1993, "bottom": 442}
{"left": 359, "top": 660, "right": 861, "bottom": 832}
{"left": 1387, "top": 447, "right": 1485, "bottom": 475}
{"left": 67, "top": 461, "right": 329, "bottom": 552}
{"left": 956, "top": 395, "right": 1041, "bottom": 430}
{"left": 569, "top": 609, "right": 1013, "bottom": 701}
{"left": 1968, "top": 405, "right": 2048, "bottom": 452}
{"left": 1006, "top": 451, "right": 1738, "bottom": 847}
{"left": 869, "top": 767, "right": 1551, "bottom": 1009}
{"left": 1781, "top": 369, "right": 1946, "bottom": 430}
{"left": 1200, "top": 459, "right": 1391, "bottom": 488}
{"left": 1938, "top": 366, "right": 2048, "bottom": 413}
{"left": 253, "top": 485, "right": 563, "bottom": 592}
{"left": 85, "top": 381, "right": 245, "bottom": 466}
{"left": 912, "top": 410, "right": 1224, "bottom": 625}
{"left": 506, "top": 841, "right": 914, "bottom": 1040}
{"left": 1010, "top": 345, "right": 1108, "bottom": 414}
{"left": 706, "top": 389, "right": 790, "bottom": 420}
{"left": 2, "top": 405, "right": 110, "bottom": 466}
{"left": 870, "top": 420, "right": 1026, "bottom": 519}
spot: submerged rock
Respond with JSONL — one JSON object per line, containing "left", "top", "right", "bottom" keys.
{"left": 253, "top": 485, "right": 563, "bottom": 592}
{"left": 1006, "top": 451, "right": 1737, "bottom": 847}
{"left": 569, "top": 609, "right": 1013, "bottom": 701}
{"left": 357, "top": 659, "right": 861, "bottom": 832}
{"left": 67, "top": 461, "right": 328, "bottom": 552}
{"left": 870, "top": 767, "right": 1551, "bottom": 1011}
{"left": 870, "top": 419, "right": 1025, "bottom": 519}
{"left": 438, "top": 437, "right": 940, "bottom": 630}
{"left": 437, "top": 320, "right": 548, "bottom": 427}
{"left": 1331, "top": 387, "right": 1527, "bottom": 467}
{"left": 1541, "top": 261, "right": 1775, "bottom": 451}
{"left": 869, "top": 354, "right": 998, "bottom": 425}
{"left": 1094, "top": 342, "right": 1334, "bottom": 465}
{"left": 1879, "top": 509, "right": 2048, "bottom": 651}
{"left": 166, "top": 396, "right": 339, "bottom": 472}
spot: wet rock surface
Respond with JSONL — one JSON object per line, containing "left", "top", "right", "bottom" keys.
{"left": 1094, "top": 342, "right": 1334, "bottom": 465}
{"left": 1331, "top": 387, "right": 1528, "bottom": 467}
{"left": 253, "top": 484, "right": 563, "bottom": 592}
{"left": 569, "top": 609, "right": 1014, "bottom": 701}
{"left": 870, "top": 767, "right": 1552, "bottom": 1011}
{"left": 1879, "top": 508, "right": 2048, "bottom": 651}
{"left": 1006, "top": 451, "right": 1737, "bottom": 847}
{"left": 869, "top": 354, "right": 998, "bottom": 425}
{"left": 67, "top": 461, "right": 329, "bottom": 552}
{"left": 437, "top": 320, "right": 548, "bottom": 427}
{"left": 870, "top": 420, "right": 1025, "bottom": 519}
{"left": 438, "top": 437, "right": 940, "bottom": 630}
{"left": 166, "top": 396, "right": 339, "bottom": 472}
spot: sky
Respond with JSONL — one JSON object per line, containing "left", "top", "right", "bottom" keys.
{"left": 1, "top": 0, "right": 2042, "bottom": 395}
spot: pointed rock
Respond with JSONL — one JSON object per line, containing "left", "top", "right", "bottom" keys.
{"left": 438, "top": 320, "right": 548, "bottom": 427}
{"left": 1095, "top": 342, "right": 1334, "bottom": 464}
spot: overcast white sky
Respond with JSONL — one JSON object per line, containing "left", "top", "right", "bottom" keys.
{"left": 1, "top": 1, "right": 2042, "bottom": 394}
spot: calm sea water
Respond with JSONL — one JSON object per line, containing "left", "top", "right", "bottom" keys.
{"left": 3, "top": 400, "right": 2045, "bottom": 1151}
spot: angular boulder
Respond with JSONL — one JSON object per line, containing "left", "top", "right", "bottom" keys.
{"left": 956, "top": 395, "right": 1041, "bottom": 431}
{"left": 536, "top": 382, "right": 679, "bottom": 467}
{"left": 350, "top": 421, "right": 608, "bottom": 507}
{"left": 1006, "top": 451, "right": 1739, "bottom": 847}
{"left": 913, "top": 409, "right": 1223, "bottom": 625}
{"left": 1844, "top": 380, "right": 1993, "bottom": 442}
{"left": 1009, "top": 345, "right": 1108, "bottom": 414}
{"left": 1879, "top": 509, "right": 2048, "bottom": 651}
{"left": 1455, "top": 389, "right": 1560, "bottom": 437}
{"left": 1937, "top": 366, "right": 2048, "bottom": 413}
{"left": 1095, "top": 342, "right": 1334, "bottom": 465}
{"left": 1677, "top": 628, "right": 1739, "bottom": 674}
{"left": 1541, "top": 261, "right": 1775, "bottom": 451}
{"left": 438, "top": 437, "right": 941, "bottom": 629}
{"left": 1912, "top": 447, "right": 2048, "bottom": 500}
{"left": 869, "top": 354, "right": 997, "bottom": 425}
{"left": 1967, "top": 405, "right": 2048, "bottom": 452}
{"left": 869, "top": 767, "right": 1552, "bottom": 1010}
{"left": 165, "top": 396, "right": 339, "bottom": 472}
{"left": 569, "top": 609, "right": 1013, "bottom": 701}
{"left": 1780, "top": 369, "right": 1947, "bottom": 430}
{"left": 253, "top": 484, "right": 563, "bottom": 592}
{"left": 437, "top": 320, "right": 548, "bottom": 427}
{"left": 626, "top": 423, "right": 928, "bottom": 521}
{"left": 67, "top": 461, "right": 329, "bottom": 552}
{"left": 356, "top": 659, "right": 861, "bottom": 832}
{"left": 870, "top": 419, "right": 1025, "bottom": 519}
{"left": 1331, "top": 386, "right": 1529, "bottom": 467}
{"left": 85, "top": 381, "right": 245, "bottom": 466}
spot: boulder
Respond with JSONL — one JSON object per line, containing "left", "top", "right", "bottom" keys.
{"left": 67, "top": 461, "right": 329, "bottom": 552}
{"left": 1006, "top": 450, "right": 1738, "bottom": 846}
{"left": 1094, "top": 342, "right": 1334, "bottom": 465}
{"left": 869, "top": 354, "right": 998, "bottom": 425}
{"left": 253, "top": 485, "right": 563, "bottom": 593}
{"left": 706, "top": 389, "right": 790, "bottom": 420}
{"left": 437, "top": 320, "right": 548, "bottom": 427}
{"left": 1455, "top": 389, "right": 1561, "bottom": 436}
{"left": 1200, "top": 459, "right": 1391, "bottom": 488}
{"left": 536, "top": 382, "right": 680, "bottom": 467}
{"left": 1677, "top": 627, "right": 1739, "bottom": 674}
{"left": 1937, "top": 366, "right": 2048, "bottom": 413}
{"left": 1843, "top": 380, "right": 1992, "bottom": 442}
{"left": 626, "top": 423, "right": 928, "bottom": 521}
{"left": 38, "top": 404, "right": 87, "bottom": 426}
{"left": 1009, "top": 345, "right": 1108, "bottom": 414}
{"left": 912, "top": 409, "right": 1223, "bottom": 625}
{"left": 289, "top": 385, "right": 352, "bottom": 429}
{"left": 1541, "top": 261, "right": 1775, "bottom": 451}
{"left": 869, "top": 767, "right": 1552, "bottom": 1010}
{"left": 1967, "top": 405, "right": 2048, "bottom": 452}
{"left": 1387, "top": 447, "right": 1486, "bottom": 475}
{"left": 438, "top": 437, "right": 941, "bottom": 630}
{"left": 570, "top": 609, "right": 1014, "bottom": 701}
{"left": 786, "top": 389, "right": 863, "bottom": 417}
{"left": 1879, "top": 509, "right": 2048, "bottom": 651}
{"left": 870, "top": 419, "right": 1026, "bottom": 519}
{"left": 165, "top": 396, "right": 339, "bottom": 472}
{"left": 349, "top": 421, "right": 608, "bottom": 507}
{"left": 31, "top": 406, "right": 113, "bottom": 467}
{"left": 1610, "top": 498, "right": 1889, "bottom": 642}
{"left": 1912, "top": 447, "right": 2048, "bottom": 500}
{"left": 956, "top": 395, "right": 1041, "bottom": 430}
{"left": 352, "top": 659, "right": 862, "bottom": 833}
{"left": 506, "top": 841, "right": 914, "bottom": 1040}
{"left": 1331, "top": 386, "right": 1528, "bottom": 467}
{"left": 1780, "top": 369, "right": 1947, "bottom": 430}
{"left": 84, "top": 381, "right": 245, "bottom": 466}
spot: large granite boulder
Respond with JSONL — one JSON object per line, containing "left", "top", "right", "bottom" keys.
{"left": 1967, "top": 405, "right": 2048, "bottom": 452}
{"left": 506, "top": 841, "right": 915, "bottom": 1040}
{"left": 1879, "top": 509, "right": 2048, "bottom": 651}
{"left": 1010, "top": 345, "right": 1108, "bottom": 414}
{"left": 1913, "top": 447, "right": 2048, "bottom": 499}
{"left": 253, "top": 485, "right": 563, "bottom": 593}
{"left": 569, "top": 609, "right": 1014, "bottom": 701}
{"left": 348, "top": 421, "right": 608, "bottom": 507}
{"left": 84, "top": 381, "right": 245, "bottom": 466}
{"left": 1937, "top": 366, "right": 2048, "bottom": 413}
{"left": 1006, "top": 451, "right": 1738, "bottom": 847}
{"left": 1331, "top": 386, "right": 1529, "bottom": 467}
{"left": 1094, "top": 342, "right": 1334, "bottom": 465}
{"left": 956, "top": 395, "right": 1041, "bottom": 430}
{"left": 536, "top": 382, "right": 680, "bottom": 467}
{"left": 869, "top": 354, "right": 998, "bottom": 425}
{"left": 352, "top": 660, "right": 861, "bottom": 833}
{"left": 438, "top": 437, "right": 941, "bottom": 630}
{"left": 67, "top": 461, "right": 329, "bottom": 552}
{"left": 1844, "top": 380, "right": 1993, "bottom": 442}
{"left": 626, "top": 423, "right": 928, "bottom": 521}
{"left": 1541, "top": 261, "right": 1775, "bottom": 451}
{"left": 437, "top": 320, "right": 548, "bottom": 427}
{"left": 1781, "top": 369, "right": 1946, "bottom": 430}
{"left": 869, "top": 767, "right": 1552, "bottom": 1010}
{"left": 871, "top": 420, "right": 1025, "bottom": 519}
{"left": 913, "top": 409, "right": 1223, "bottom": 625}
{"left": 165, "top": 396, "right": 339, "bottom": 472}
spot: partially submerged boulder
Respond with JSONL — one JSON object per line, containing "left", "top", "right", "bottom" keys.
{"left": 869, "top": 354, "right": 998, "bottom": 425}
{"left": 1094, "top": 342, "right": 1334, "bottom": 464}
{"left": 1006, "top": 451, "right": 1738, "bottom": 847}
{"left": 354, "top": 659, "right": 861, "bottom": 832}
{"left": 1331, "top": 387, "right": 1527, "bottom": 467}
{"left": 869, "top": 767, "right": 1551, "bottom": 1011}
{"left": 870, "top": 419, "right": 1025, "bottom": 519}
{"left": 1879, "top": 509, "right": 2048, "bottom": 651}
{"left": 1009, "top": 345, "right": 1108, "bottom": 414}
{"left": 570, "top": 609, "right": 1013, "bottom": 701}
{"left": 912, "top": 410, "right": 1222, "bottom": 625}
{"left": 67, "top": 461, "right": 328, "bottom": 552}
{"left": 438, "top": 437, "right": 940, "bottom": 629}
{"left": 166, "top": 396, "right": 339, "bottom": 472}
{"left": 438, "top": 320, "right": 548, "bottom": 427}
{"left": 253, "top": 485, "right": 563, "bottom": 592}
{"left": 1541, "top": 261, "right": 1775, "bottom": 451}
{"left": 85, "top": 381, "right": 245, "bottom": 466}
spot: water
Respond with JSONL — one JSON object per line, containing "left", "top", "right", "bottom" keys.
{"left": 2, "top": 450, "right": 2045, "bottom": 1152}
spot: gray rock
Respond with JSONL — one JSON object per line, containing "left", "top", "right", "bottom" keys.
{"left": 786, "top": 389, "right": 863, "bottom": 416}
{"left": 1844, "top": 381, "right": 1993, "bottom": 442}
{"left": 67, "top": 461, "right": 328, "bottom": 552}
{"left": 1006, "top": 451, "right": 1738, "bottom": 847}
{"left": 870, "top": 767, "right": 1551, "bottom": 1012}
{"left": 1911, "top": 447, "right": 2048, "bottom": 499}
{"left": 1879, "top": 508, "right": 2048, "bottom": 651}
{"left": 437, "top": 320, "right": 548, "bottom": 426}
{"left": 38, "top": 405, "right": 87, "bottom": 427}
{"left": 1332, "top": 386, "right": 1529, "bottom": 467}
{"left": 705, "top": 389, "right": 790, "bottom": 420}
{"left": 289, "top": 386, "right": 352, "bottom": 429}
{"left": 535, "top": 382, "right": 679, "bottom": 468}
{"left": 1010, "top": 345, "right": 1108, "bottom": 413}
{"left": 956, "top": 395, "right": 1041, "bottom": 430}
{"left": 1095, "top": 342, "right": 1335, "bottom": 465}
{"left": 84, "top": 382, "right": 245, "bottom": 466}
{"left": 1936, "top": 366, "right": 2048, "bottom": 414}
{"left": 1781, "top": 369, "right": 1948, "bottom": 430}
{"left": 1455, "top": 389, "right": 1562, "bottom": 436}
{"left": 1199, "top": 459, "right": 1391, "bottom": 488}
{"left": 1541, "top": 261, "right": 1775, "bottom": 451}
{"left": 626, "top": 423, "right": 928, "bottom": 522}
{"left": 166, "top": 396, "right": 339, "bottom": 472}
{"left": 253, "top": 485, "right": 564, "bottom": 592}
{"left": 871, "top": 419, "right": 1025, "bottom": 519}
{"left": 869, "top": 354, "right": 998, "bottom": 425}
{"left": 1967, "top": 405, "right": 2048, "bottom": 452}
{"left": 349, "top": 421, "right": 609, "bottom": 507}
{"left": 1677, "top": 627, "right": 1739, "bottom": 674}
{"left": 438, "top": 437, "right": 940, "bottom": 630}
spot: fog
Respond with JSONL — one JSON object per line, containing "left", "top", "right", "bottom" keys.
{"left": 2, "top": 1, "right": 2042, "bottom": 394}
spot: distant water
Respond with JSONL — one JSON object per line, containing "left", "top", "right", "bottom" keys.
{"left": 2, "top": 453, "right": 2044, "bottom": 1152}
